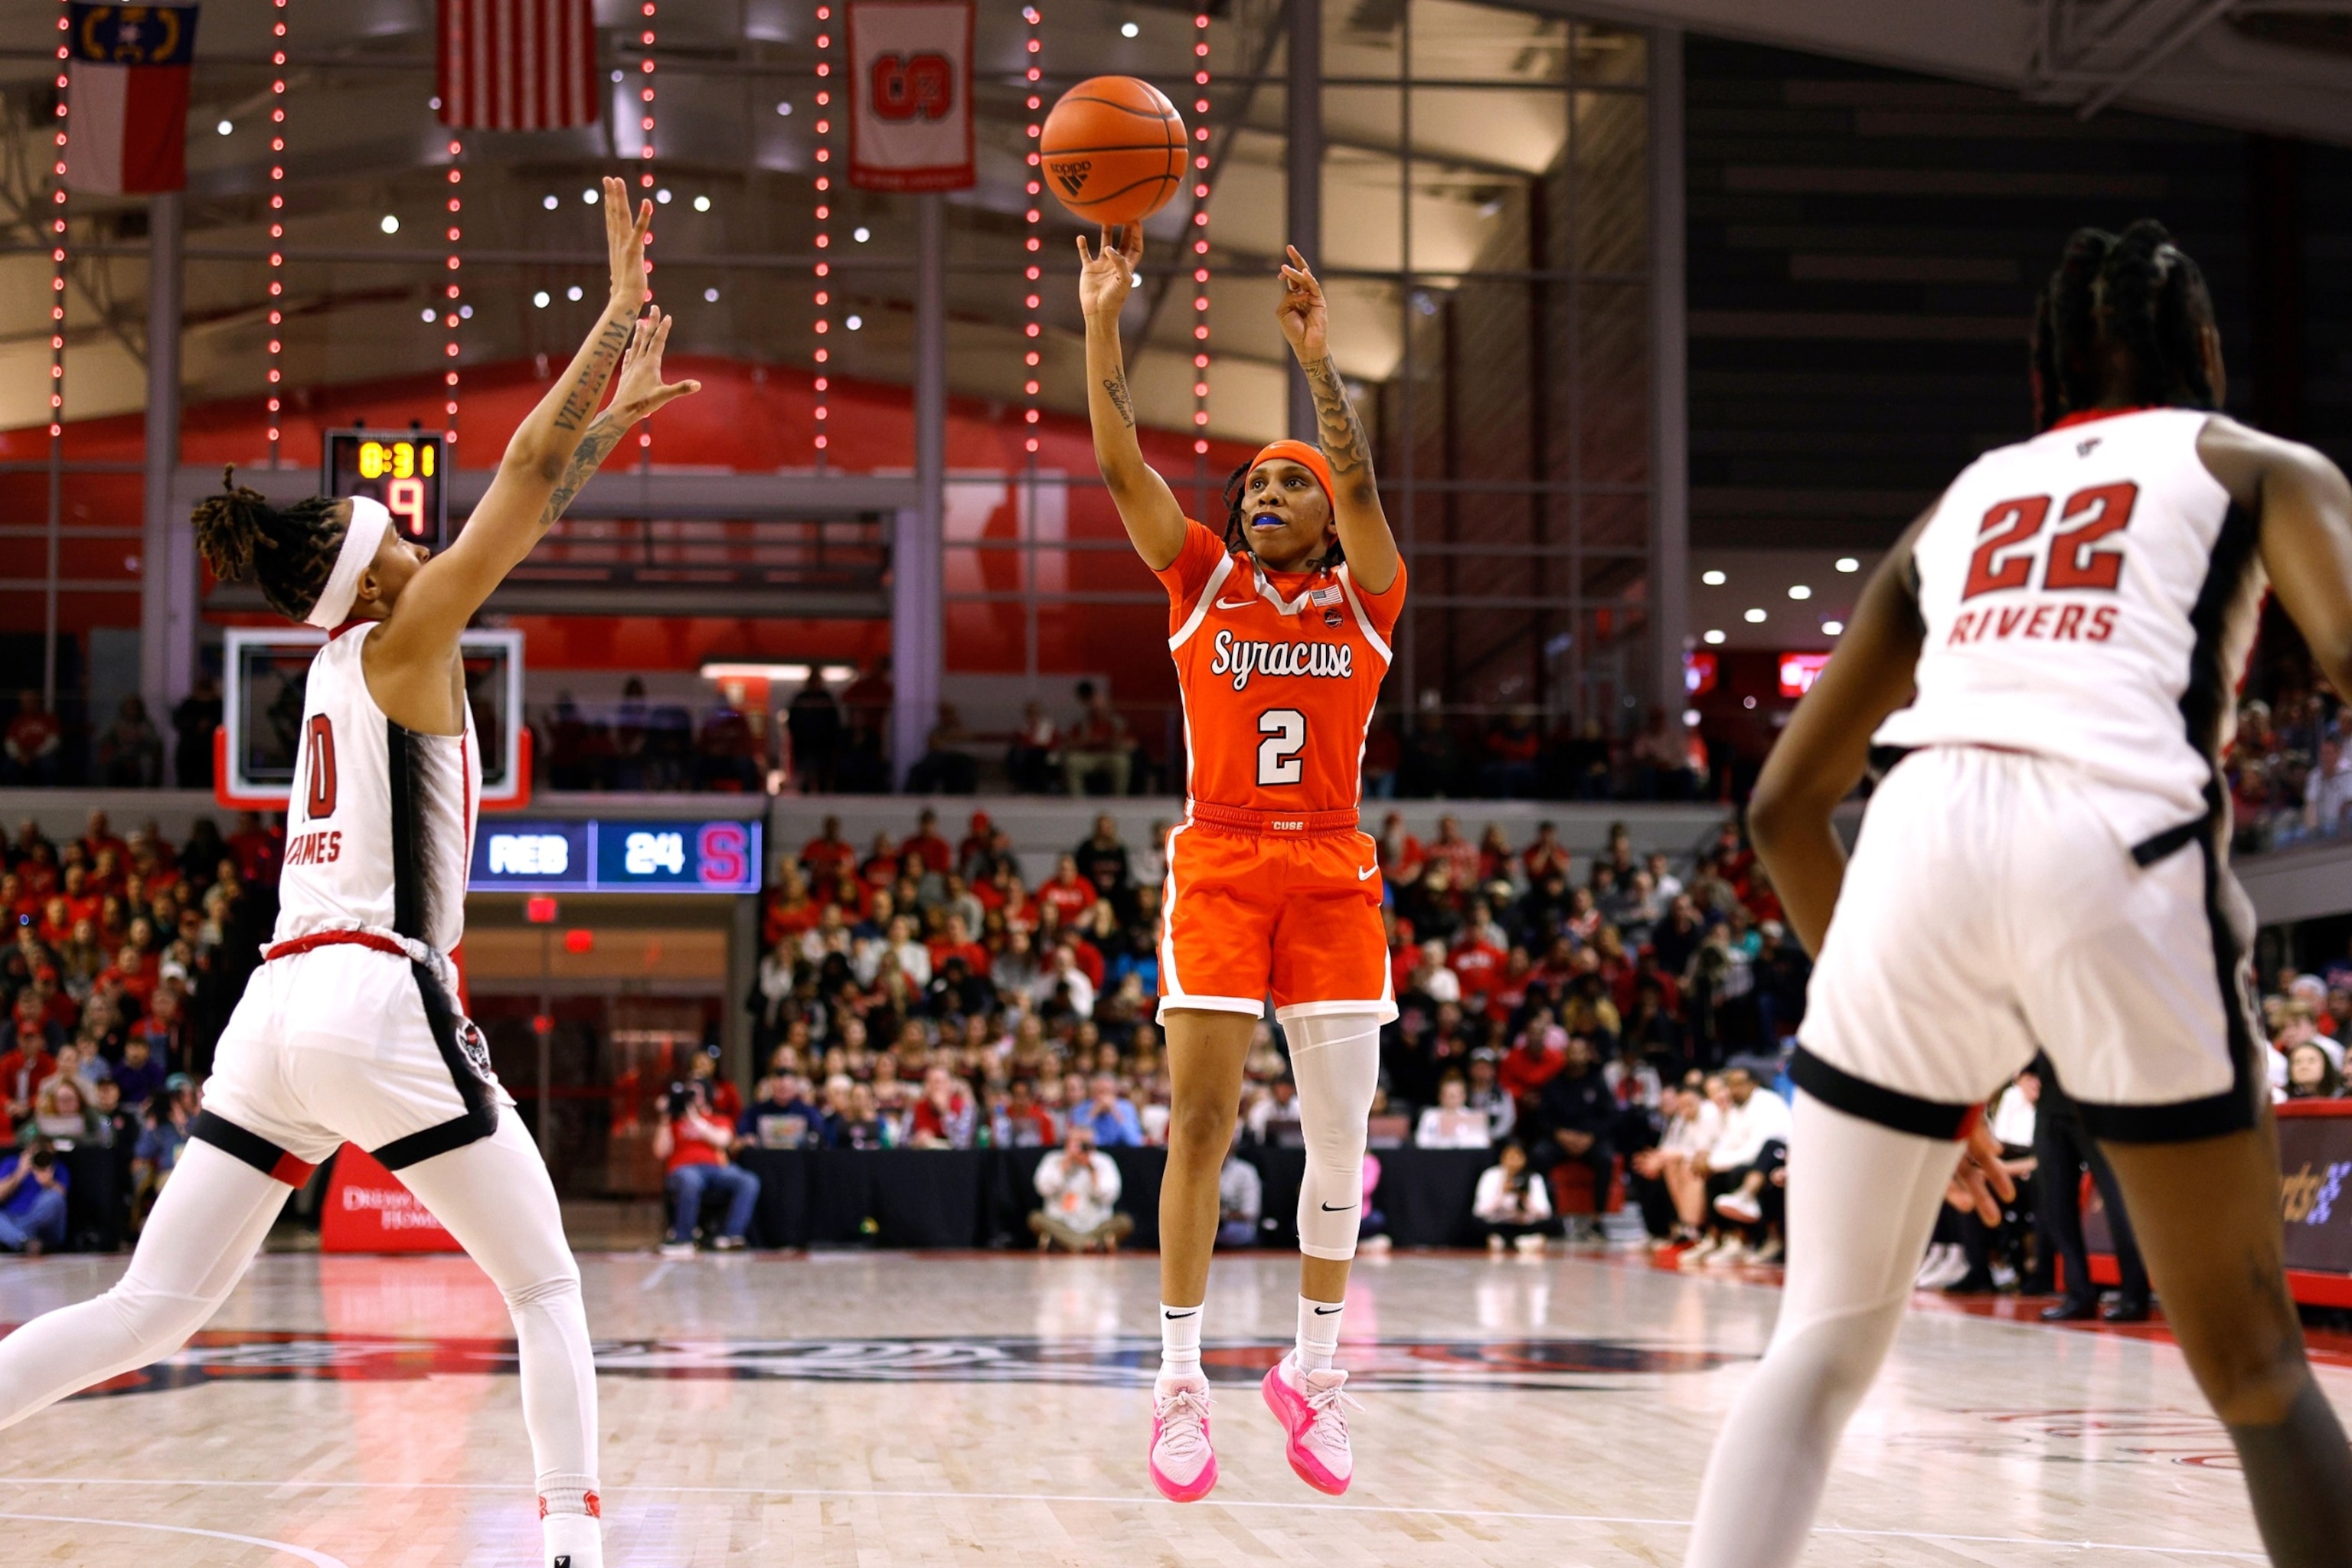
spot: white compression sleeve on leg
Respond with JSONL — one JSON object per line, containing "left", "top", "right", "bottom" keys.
{"left": 1684, "top": 1091, "right": 1964, "bottom": 1568}
{"left": 1285, "top": 1010, "right": 1382, "bottom": 1262}
{"left": 392, "top": 1110, "right": 600, "bottom": 1523}
{"left": 0, "top": 1141, "right": 287, "bottom": 1432}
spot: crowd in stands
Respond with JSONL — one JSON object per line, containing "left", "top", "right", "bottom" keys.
{"left": 734, "top": 801, "right": 1810, "bottom": 1255}
{"left": 0, "top": 808, "right": 276, "bottom": 1253}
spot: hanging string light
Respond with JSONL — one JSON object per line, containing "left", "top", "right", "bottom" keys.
{"left": 812, "top": 4, "right": 835, "bottom": 463}
{"left": 47, "top": 0, "right": 68, "bottom": 443}
{"left": 444, "top": 134, "right": 462, "bottom": 447}
{"left": 1189, "top": 10, "right": 1213, "bottom": 462}
{"left": 637, "top": 0, "right": 658, "bottom": 457}
{"left": 1022, "top": 7, "right": 1043, "bottom": 457}
{"left": 265, "top": 0, "right": 288, "bottom": 461}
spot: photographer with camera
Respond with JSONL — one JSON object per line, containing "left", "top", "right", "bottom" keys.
{"left": 0, "top": 1136, "right": 69, "bottom": 1255}
{"left": 652, "top": 1079, "right": 760, "bottom": 1258}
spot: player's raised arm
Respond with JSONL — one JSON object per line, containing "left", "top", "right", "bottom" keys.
{"left": 1079, "top": 224, "right": 1187, "bottom": 571}
{"left": 374, "top": 178, "right": 698, "bottom": 659}
{"left": 1745, "top": 505, "right": 1935, "bottom": 956}
{"left": 1274, "top": 245, "right": 1400, "bottom": 594}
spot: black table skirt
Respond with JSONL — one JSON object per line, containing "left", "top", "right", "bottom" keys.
{"left": 734, "top": 1145, "right": 1493, "bottom": 1250}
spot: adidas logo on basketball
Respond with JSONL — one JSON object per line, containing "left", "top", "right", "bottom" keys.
{"left": 1055, "top": 161, "right": 1092, "bottom": 196}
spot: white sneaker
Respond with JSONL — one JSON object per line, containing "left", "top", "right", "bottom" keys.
{"left": 1488, "top": 1233, "right": 1508, "bottom": 1257}
{"left": 1704, "top": 1237, "right": 1749, "bottom": 1268}
{"left": 1513, "top": 1232, "right": 1547, "bottom": 1256}
{"left": 1677, "top": 1235, "right": 1721, "bottom": 1270}
{"left": 1913, "top": 1243, "right": 1954, "bottom": 1289}
{"left": 1713, "top": 1190, "right": 1762, "bottom": 1225}
{"left": 658, "top": 1240, "right": 696, "bottom": 1259}
{"left": 544, "top": 1508, "right": 603, "bottom": 1568}
{"left": 1749, "top": 1235, "right": 1784, "bottom": 1266}
{"left": 1916, "top": 1244, "right": 1970, "bottom": 1291}
{"left": 1148, "top": 1377, "right": 1218, "bottom": 1503}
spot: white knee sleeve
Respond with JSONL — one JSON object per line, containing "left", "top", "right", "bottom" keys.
{"left": 1284, "top": 1011, "right": 1383, "bottom": 1261}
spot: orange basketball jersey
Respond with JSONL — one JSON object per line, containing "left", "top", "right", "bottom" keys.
{"left": 1155, "top": 521, "right": 1405, "bottom": 815}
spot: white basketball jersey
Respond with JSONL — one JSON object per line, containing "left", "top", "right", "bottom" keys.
{"left": 1874, "top": 407, "right": 2265, "bottom": 850}
{"left": 273, "top": 623, "right": 480, "bottom": 959}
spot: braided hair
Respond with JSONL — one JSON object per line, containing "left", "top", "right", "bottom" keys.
{"left": 191, "top": 466, "right": 349, "bottom": 622}
{"left": 2030, "top": 219, "right": 2218, "bottom": 432}
{"left": 1220, "top": 459, "right": 1346, "bottom": 570}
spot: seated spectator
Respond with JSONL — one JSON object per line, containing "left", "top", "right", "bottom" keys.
{"left": 835, "top": 1082, "right": 895, "bottom": 1148}
{"left": 0, "top": 1138, "right": 67, "bottom": 1254}
{"left": 1247, "top": 1076, "right": 1303, "bottom": 1145}
{"left": 130, "top": 1074, "right": 194, "bottom": 1228}
{"left": 1628, "top": 1074, "right": 1721, "bottom": 1247}
{"left": 1073, "top": 814, "right": 1132, "bottom": 913}
{"left": 1037, "top": 854, "right": 1099, "bottom": 926}
{"left": 906, "top": 704, "right": 980, "bottom": 794}
{"left": 2286, "top": 1040, "right": 2343, "bottom": 1100}
{"left": 992, "top": 1078, "right": 1057, "bottom": 1147}
{"left": 800, "top": 815, "right": 857, "bottom": 881}
{"left": 1414, "top": 1073, "right": 1491, "bottom": 1148}
{"left": 33, "top": 1076, "right": 95, "bottom": 1145}
{"left": 1472, "top": 1142, "right": 1558, "bottom": 1256}
{"left": 96, "top": 695, "right": 164, "bottom": 788}
{"left": 1063, "top": 681, "right": 1132, "bottom": 797}
{"left": 686, "top": 1046, "right": 742, "bottom": 1124}
{"left": 1683, "top": 1067, "right": 1793, "bottom": 1269}
{"left": 1029, "top": 1125, "right": 1132, "bottom": 1252}
{"left": 740, "top": 1073, "right": 825, "bottom": 1149}
{"left": 3, "top": 692, "right": 63, "bottom": 786}
{"left": 906, "top": 1064, "right": 977, "bottom": 1148}
{"left": 1007, "top": 702, "right": 1060, "bottom": 794}
{"left": 1464, "top": 1050, "right": 1517, "bottom": 1143}
{"left": 654, "top": 1081, "right": 759, "bottom": 1256}
{"left": 1074, "top": 1071, "right": 1144, "bottom": 1147}
{"left": 1218, "top": 1123, "right": 1262, "bottom": 1248}
{"left": 1481, "top": 707, "right": 1542, "bottom": 798}
{"left": 0, "top": 1030, "right": 59, "bottom": 1125}
{"left": 1531, "top": 1035, "right": 1616, "bottom": 1227}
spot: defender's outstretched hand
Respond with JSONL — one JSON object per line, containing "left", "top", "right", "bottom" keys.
{"left": 606, "top": 308, "right": 701, "bottom": 426}
{"left": 1077, "top": 224, "right": 1145, "bottom": 322}
{"left": 1944, "top": 1116, "right": 2018, "bottom": 1226}
{"left": 1276, "top": 244, "right": 1328, "bottom": 361}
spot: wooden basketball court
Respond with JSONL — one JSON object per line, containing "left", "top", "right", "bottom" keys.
{"left": 0, "top": 1245, "right": 2306, "bottom": 1565}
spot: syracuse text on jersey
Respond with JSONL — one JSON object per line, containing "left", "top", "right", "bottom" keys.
{"left": 1208, "top": 627, "right": 1357, "bottom": 691}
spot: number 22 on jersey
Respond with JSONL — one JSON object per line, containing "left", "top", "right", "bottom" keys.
{"left": 1962, "top": 482, "right": 2139, "bottom": 599}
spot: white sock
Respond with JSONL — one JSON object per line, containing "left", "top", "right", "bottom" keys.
{"left": 1158, "top": 1302, "right": 1203, "bottom": 1386}
{"left": 1295, "top": 1294, "right": 1343, "bottom": 1373}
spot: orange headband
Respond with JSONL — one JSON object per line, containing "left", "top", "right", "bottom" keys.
{"left": 1248, "top": 439, "right": 1334, "bottom": 512}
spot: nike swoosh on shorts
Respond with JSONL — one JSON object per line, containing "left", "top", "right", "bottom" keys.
{"left": 1357, "top": 865, "right": 1378, "bottom": 880}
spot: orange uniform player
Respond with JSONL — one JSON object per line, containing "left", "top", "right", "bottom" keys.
{"left": 1152, "top": 440, "right": 1404, "bottom": 1021}
{"left": 1083, "top": 224, "right": 1400, "bottom": 1505}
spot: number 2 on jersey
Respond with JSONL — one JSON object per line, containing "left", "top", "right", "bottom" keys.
{"left": 1257, "top": 709, "right": 1305, "bottom": 786}
{"left": 1961, "top": 482, "right": 2140, "bottom": 599}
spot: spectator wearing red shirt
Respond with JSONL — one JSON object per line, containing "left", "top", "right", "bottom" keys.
{"left": 903, "top": 809, "right": 953, "bottom": 876}
{"left": 0, "top": 1034, "right": 59, "bottom": 1125}
{"left": 857, "top": 832, "right": 899, "bottom": 889}
{"left": 687, "top": 1049, "right": 742, "bottom": 1124}
{"left": 1426, "top": 815, "right": 1478, "bottom": 891}
{"left": 2, "top": 694, "right": 62, "bottom": 786}
{"left": 1522, "top": 822, "right": 1572, "bottom": 884}
{"left": 956, "top": 811, "right": 997, "bottom": 879}
{"left": 227, "top": 811, "right": 283, "bottom": 887}
{"left": 928, "top": 913, "right": 991, "bottom": 978}
{"left": 1036, "top": 854, "right": 1099, "bottom": 926}
{"left": 1475, "top": 825, "right": 1516, "bottom": 888}
{"left": 906, "top": 1066, "right": 976, "bottom": 1148}
{"left": 1499, "top": 1022, "right": 1569, "bottom": 1119}
{"left": 1486, "top": 946, "right": 1538, "bottom": 1027}
{"left": 1374, "top": 812, "right": 1423, "bottom": 882}
{"left": 80, "top": 810, "right": 128, "bottom": 871}
{"left": 763, "top": 866, "right": 820, "bottom": 947}
{"left": 799, "top": 815, "right": 856, "bottom": 880}
{"left": 1449, "top": 929, "right": 1508, "bottom": 1006}
{"left": 58, "top": 867, "right": 101, "bottom": 932}
{"left": 654, "top": 1082, "right": 757, "bottom": 1254}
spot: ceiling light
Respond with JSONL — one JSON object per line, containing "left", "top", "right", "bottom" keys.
{"left": 542, "top": 194, "right": 559, "bottom": 210}
{"left": 583, "top": 188, "right": 598, "bottom": 204}
{"left": 1835, "top": 557, "right": 1860, "bottom": 573}
{"left": 704, "top": 286, "right": 720, "bottom": 302}
{"left": 656, "top": 188, "right": 673, "bottom": 204}
{"left": 1703, "top": 629, "right": 1726, "bottom": 645}
{"left": 380, "top": 214, "right": 400, "bottom": 234}
{"left": 533, "top": 291, "right": 550, "bottom": 309}
{"left": 459, "top": 304, "right": 472, "bottom": 319}
{"left": 215, "top": 119, "right": 233, "bottom": 136}
{"left": 1121, "top": 19, "right": 1140, "bottom": 35}
{"left": 845, "top": 314, "right": 864, "bottom": 331}
{"left": 776, "top": 101, "right": 792, "bottom": 116}
{"left": 694, "top": 194, "right": 711, "bottom": 211}
{"left": 853, "top": 226, "right": 871, "bottom": 242}
{"left": 1822, "top": 619, "right": 1845, "bottom": 635}
{"left": 1701, "top": 569, "right": 1726, "bottom": 586}
{"left": 611, "top": 70, "right": 624, "bottom": 83}
{"left": 1743, "top": 608, "right": 1766, "bottom": 623}
{"left": 1681, "top": 709, "right": 1701, "bottom": 727}
{"left": 567, "top": 285, "right": 583, "bottom": 301}
{"left": 420, "top": 308, "right": 436, "bottom": 322}
{"left": 1788, "top": 584, "right": 1811, "bottom": 600}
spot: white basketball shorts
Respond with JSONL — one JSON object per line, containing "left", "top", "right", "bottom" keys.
{"left": 1792, "top": 745, "right": 2264, "bottom": 1143}
{"left": 195, "top": 934, "right": 511, "bottom": 1184}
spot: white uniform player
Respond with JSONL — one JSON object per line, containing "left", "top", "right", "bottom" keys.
{"left": 1795, "top": 406, "right": 2267, "bottom": 1139}
{"left": 200, "top": 621, "right": 514, "bottom": 1180}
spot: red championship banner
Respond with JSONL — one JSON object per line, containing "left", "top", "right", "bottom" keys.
{"left": 848, "top": 0, "right": 975, "bottom": 192}
{"left": 321, "top": 1145, "right": 463, "bottom": 1253}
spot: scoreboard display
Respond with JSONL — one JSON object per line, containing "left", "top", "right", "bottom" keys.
{"left": 469, "top": 818, "right": 763, "bottom": 894}
{"left": 323, "top": 429, "right": 450, "bottom": 548}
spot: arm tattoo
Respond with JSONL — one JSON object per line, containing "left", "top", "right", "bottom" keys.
{"left": 551, "top": 315, "right": 635, "bottom": 432}
{"left": 1302, "top": 354, "right": 1374, "bottom": 488}
{"left": 535, "top": 412, "right": 628, "bottom": 533}
{"left": 1102, "top": 375, "right": 1136, "bottom": 430}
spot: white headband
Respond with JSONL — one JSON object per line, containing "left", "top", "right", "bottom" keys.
{"left": 304, "top": 495, "right": 393, "bottom": 629}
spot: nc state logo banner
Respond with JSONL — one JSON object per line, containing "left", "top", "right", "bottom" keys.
{"left": 848, "top": 0, "right": 974, "bottom": 192}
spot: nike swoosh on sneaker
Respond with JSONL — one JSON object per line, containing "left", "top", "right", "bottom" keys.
{"left": 1356, "top": 865, "right": 1378, "bottom": 880}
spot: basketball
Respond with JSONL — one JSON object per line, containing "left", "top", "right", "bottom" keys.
{"left": 1040, "top": 75, "right": 1187, "bottom": 227}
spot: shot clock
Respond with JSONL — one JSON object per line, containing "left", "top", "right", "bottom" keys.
{"left": 322, "top": 428, "right": 450, "bottom": 548}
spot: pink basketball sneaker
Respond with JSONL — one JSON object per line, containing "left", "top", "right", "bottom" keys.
{"left": 1148, "top": 1378, "right": 1218, "bottom": 1502}
{"left": 1261, "top": 1355, "right": 1361, "bottom": 1495}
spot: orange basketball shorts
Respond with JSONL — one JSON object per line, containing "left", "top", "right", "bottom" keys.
{"left": 1157, "top": 805, "right": 1398, "bottom": 1025}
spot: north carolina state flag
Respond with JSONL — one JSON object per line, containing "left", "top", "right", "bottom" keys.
{"left": 64, "top": 3, "right": 198, "bottom": 196}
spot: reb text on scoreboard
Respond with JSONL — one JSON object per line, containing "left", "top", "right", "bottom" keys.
{"left": 469, "top": 818, "right": 761, "bottom": 894}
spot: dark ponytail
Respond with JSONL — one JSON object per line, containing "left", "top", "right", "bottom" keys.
{"left": 1220, "top": 459, "right": 1346, "bottom": 571}
{"left": 2030, "top": 219, "right": 2217, "bottom": 431}
{"left": 191, "top": 466, "right": 348, "bottom": 622}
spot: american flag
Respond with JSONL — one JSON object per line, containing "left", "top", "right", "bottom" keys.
{"left": 437, "top": 0, "right": 599, "bottom": 131}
